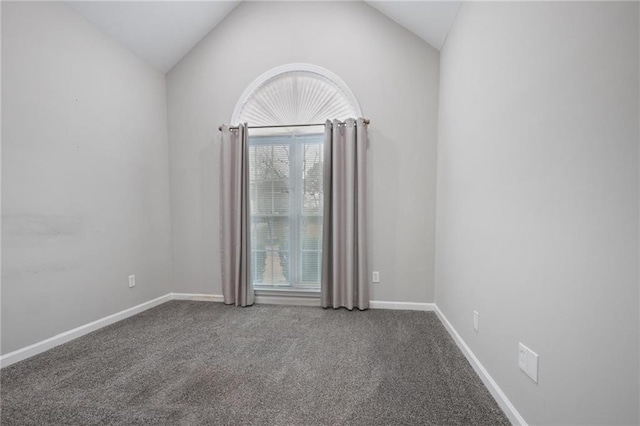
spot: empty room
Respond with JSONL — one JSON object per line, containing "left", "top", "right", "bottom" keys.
{"left": 1, "top": 1, "right": 639, "bottom": 425}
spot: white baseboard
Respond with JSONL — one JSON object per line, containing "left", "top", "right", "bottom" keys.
{"left": 370, "top": 300, "right": 435, "bottom": 311}
{"left": 171, "top": 293, "right": 436, "bottom": 311}
{"left": 256, "top": 296, "right": 320, "bottom": 308}
{"left": 172, "top": 292, "right": 320, "bottom": 307}
{"left": 171, "top": 293, "right": 224, "bottom": 302}
{"left": 254, "top": 295, "right": 320, "bottom": 306}
{"left": 434, "top": 305, "right": 527, "bottom": 426}
{"left": 0, "top": 293, "right": 172, "bottom": 368}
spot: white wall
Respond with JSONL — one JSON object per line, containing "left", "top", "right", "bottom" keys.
{"left": 1, "top": 2, "right": 172, "bottom": 354}
{"left": 435, "top": 2, "right": 639, "bottom": 425}
{"left": 167, "top": 1, "right": 440, "bottom": 303}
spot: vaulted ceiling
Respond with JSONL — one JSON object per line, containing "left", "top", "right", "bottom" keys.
{"left": 67, "top": 1, "right": 461, "bottom": 73}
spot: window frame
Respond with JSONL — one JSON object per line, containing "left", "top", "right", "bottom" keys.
{"left": 249, "top": 133, "right": 324, "bottom": 292}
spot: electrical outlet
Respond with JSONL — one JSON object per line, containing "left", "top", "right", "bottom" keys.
{"left": 519, "top": 343, "right": 539, "bottom": 383}
{"left": 372, "top": 271, "right": 380, "bottom": 283}
{"left": 128, "top": 275, "right": 136, "bottom": 288}
{"left": 473, "top": 311, "right": 479, "bottom": 332}
{"left": 518, "top": 343, "right": 527, "bottom": 370}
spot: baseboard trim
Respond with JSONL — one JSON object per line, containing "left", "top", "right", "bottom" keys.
{"left": 171, "top": 293, "right": 321, "bottom": 307}
{"left": 370, "top": 300, "right": 435, "bottom": 311}
{"left": 254, "top": 295, "right": 320, "bottom": 306}
{"left": 171, "top": 293, "right": 225, "bottom": 302}
{"left": 0, "top": 293, "right": 172, "bottom": 368}
{"left": 170, "top": 294, "right": 436, "bottom": 311}
{"left": 434, "top": 305, "right": 527, "bottom": 426}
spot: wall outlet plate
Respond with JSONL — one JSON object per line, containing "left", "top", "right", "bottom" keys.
{"left": 128, "top": 275, "right": 136, "bottom": 288}
{"left": 372, "top": 271, "right": 380, "bottom": 283}
{"left": 519, "top": 342, "right": 538, "bottom": 383}
{"left": 526, "top": 348, "right": 539, "bottom": 383}
{"left": 518, "top": 343, "right": 527, "bottom": 370}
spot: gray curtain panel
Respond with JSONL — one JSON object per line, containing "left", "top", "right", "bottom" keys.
{"left": 219, "top": 123, "right": 254, "bottom": 307}
{"left": 321, "top": 118, "right": 369, "bottom": 310}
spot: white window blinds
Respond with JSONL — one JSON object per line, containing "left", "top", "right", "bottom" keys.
{"left": 249, "top": 133, "right": 324, "bottom": 289}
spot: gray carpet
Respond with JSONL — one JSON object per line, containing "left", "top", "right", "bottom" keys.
{"left": 1, "top": 301, "right": 509, "bottom": 425}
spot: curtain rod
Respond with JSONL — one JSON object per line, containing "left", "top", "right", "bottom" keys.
{"left": 218, "top": 118, "right": 370, "bottom": 132}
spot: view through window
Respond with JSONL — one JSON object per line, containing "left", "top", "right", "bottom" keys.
{"left": 249, "top": 133, "right": 324, "bottom": 290}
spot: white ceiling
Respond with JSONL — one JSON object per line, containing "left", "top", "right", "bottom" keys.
{"left": 67, "top": 1, "right": 240, "bottom": 72}
{"left": 67, "top": 1, "right": 461, "bottom": 74}
{"left": 366, "top": 1, "right": 461, "bottom": 50}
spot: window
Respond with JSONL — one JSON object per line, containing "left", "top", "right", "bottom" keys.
{"left": 232, "top": 63, "right": 362, "bottom": 130}
{"left": 233, "top": 63, "right": 362, "bottom": 293}
{"left": 249, "top": 133, "right": 324, "bottom": 290}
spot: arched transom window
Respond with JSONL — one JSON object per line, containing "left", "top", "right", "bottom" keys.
{"left": 232, "top": 63, "right": 361, "bottom": 134}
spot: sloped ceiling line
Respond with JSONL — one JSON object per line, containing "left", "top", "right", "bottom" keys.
{"left": 67, "top": 1, "right": 461, "bottom": 74}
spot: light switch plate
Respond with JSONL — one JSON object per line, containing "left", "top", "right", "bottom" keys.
{"left": 473, "top": 311, "right": 479, "bottom": 332}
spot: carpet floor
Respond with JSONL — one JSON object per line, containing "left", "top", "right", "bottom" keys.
{"left": 1, "top": 301, "right": 509, "bottom": 425}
